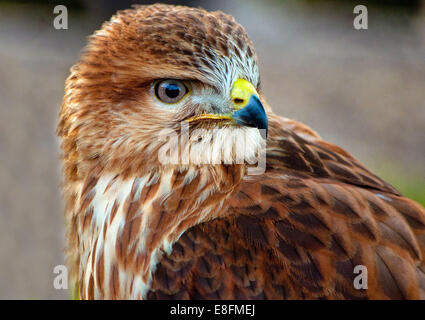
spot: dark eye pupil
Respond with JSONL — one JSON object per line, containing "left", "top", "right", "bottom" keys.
{"left": 155, "top": 80, "right": 188, "bottom": 103}
{"left": 165, "top": 84, "right": 181, "bottom": 98}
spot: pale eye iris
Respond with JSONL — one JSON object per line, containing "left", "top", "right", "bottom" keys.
{"left": 155, "top": 80, "right": 188, "bottom": 103}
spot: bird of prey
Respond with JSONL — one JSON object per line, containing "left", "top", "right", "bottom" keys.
{"left": 57, "top": 4, "right": 425, "bottom": 299}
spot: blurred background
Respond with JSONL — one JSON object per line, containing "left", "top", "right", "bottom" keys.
{"left": 0, "top": 0, "right": 424, "bottom": 299}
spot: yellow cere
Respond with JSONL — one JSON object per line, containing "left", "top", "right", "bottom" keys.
{"left": 230, "top": 78, "right": 258, "bottom": 110}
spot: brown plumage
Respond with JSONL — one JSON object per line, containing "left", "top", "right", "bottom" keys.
{"left": 57, "top": 4, "right": 425, "bottom": 299}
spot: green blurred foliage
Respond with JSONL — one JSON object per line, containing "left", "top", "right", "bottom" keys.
{"left": 281, "top": 0, "right": 421, "bottom": 7}
{"left": 375, "top": 165, "right": 425, "bottom": 208}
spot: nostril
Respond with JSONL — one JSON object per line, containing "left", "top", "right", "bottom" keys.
{"left": 233, "top": 98, "right": 244, "bottom": 104}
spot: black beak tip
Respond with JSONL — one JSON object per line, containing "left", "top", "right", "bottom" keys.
{"left": 232, "top": 95, "right": 268, "bottom": 138}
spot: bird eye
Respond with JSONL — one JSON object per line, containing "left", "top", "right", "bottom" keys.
{"left": 154, "top": 80, "right": 189, "bottom": 104}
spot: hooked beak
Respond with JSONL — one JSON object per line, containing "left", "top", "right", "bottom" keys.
{"left": 186, "top": 78, "right": 268, "bottom": 136}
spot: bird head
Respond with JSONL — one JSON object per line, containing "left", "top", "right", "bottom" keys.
{"left": 58, "top": 4, "right": 268, "bottom": 181}
{"left": 58, "top": 4, "right": 273, "bottom": 296}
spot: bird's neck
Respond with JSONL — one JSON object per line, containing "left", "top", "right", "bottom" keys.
{"left": 71, "top": 164, "right": 244, "bottom": 298}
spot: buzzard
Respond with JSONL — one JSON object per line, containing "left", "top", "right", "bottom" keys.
{"left": 57, "top": 4, "right": 425, "bottom": 299}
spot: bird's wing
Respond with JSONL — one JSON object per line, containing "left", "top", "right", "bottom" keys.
{"left": 147, "top": 115, "right": 425, "bottom": 299}
{"left": 225, "top": 115, "right": 425, "bottom": 299}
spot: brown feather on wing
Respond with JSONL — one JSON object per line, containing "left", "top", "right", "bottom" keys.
{"left": 148, "top": 115, "right": 425, "bottom": 300}
{"left": 225, "top": 115, "right": 425, "bottom": 299}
